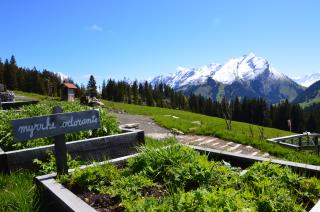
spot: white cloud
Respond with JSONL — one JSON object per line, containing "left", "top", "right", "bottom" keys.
{"left": 86, "top": 24, "right": 103, "bottom": 31}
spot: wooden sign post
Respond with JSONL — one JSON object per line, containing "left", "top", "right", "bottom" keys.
{"left": 11, "top": 107, "right": 101, "bottom": 175}
{"left": 53, "top": 106, "right": 68, "bottom": 174}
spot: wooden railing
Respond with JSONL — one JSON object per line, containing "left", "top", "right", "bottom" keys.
{"left": 267, "top": 132, "right": 320, "bottom": 154}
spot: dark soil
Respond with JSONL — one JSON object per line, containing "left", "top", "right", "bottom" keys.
{"left": 77, "top": 192, "right": 124, "bottom": 212}
{"left": 76, "top": 186, "right": 168, "bottom": 211}
{"left": 141, "top": 186, "right": 168, "bottom": 198}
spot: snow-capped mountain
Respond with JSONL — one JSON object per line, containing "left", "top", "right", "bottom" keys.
{"left": 151, "top": 53, "right": 304, "bottom": 103}
{"left": 293, "top": 73, "right": 320, "bottom": 87}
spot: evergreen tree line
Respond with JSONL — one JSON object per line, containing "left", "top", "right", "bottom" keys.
{"left": 100, "top": 78, "right": 320, "bottom": 133}
{"left": 0, "top": 55, "right": 65, "bottom": 96}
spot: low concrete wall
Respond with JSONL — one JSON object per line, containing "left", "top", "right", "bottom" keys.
{"left": 0, "top": 129, "right": 144, "bottom": 172}
{"left": 36, "top": 146, "right": 320, "bottom": 212}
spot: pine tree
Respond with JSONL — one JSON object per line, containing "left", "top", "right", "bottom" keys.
{"left": 87, "top": 75, "right": 98, "bottom": 97}
{"left": 132, "top": 80, "right": 139, "bottom": 104}
{"left": 290, "top": 105, "right": 304, "bottom": 133}
{"left": 0, "top": 58, "right": 4, "bottom": 84}
{"left": 146, "top": 82, "right": 154, "bottom": 106}
{"left": 101, "top": 80, "right": 106, "bottom": 99}
{"left": 232, "top": 97, "right": 241, "bottom": 121}
{"left": 307, "top": 115, "right": 317, "bottom": 132}
{"left": 5, "top": 55, "right": 18, "bottom": 90}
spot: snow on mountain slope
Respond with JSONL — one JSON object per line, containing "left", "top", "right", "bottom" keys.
{"left": 151, "top": 53, "right": 286, "bottom": 87}
{"left": 293, "top": 73, "right": 320, "bottom": 87}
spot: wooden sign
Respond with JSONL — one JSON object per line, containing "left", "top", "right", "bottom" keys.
{"left": 12, "top": 109, "right": 100, "bottom": 142}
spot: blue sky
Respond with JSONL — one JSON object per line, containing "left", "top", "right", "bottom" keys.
{"left": 0, "top": 0, "right": 319, "bottom": 85}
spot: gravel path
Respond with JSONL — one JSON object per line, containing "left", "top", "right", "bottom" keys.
{"left": 113, "top": 112, "right": 270, "bottom": 158}
{"left": 113, "top": 112, "right": 173, "bottom": 139}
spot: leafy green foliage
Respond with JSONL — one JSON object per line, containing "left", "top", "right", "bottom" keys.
{"left": 127, "top": 145, "right": 216, "bottom": 192}
{"left": 59, "top": 162, "right": 120, "bottom": 193}
{"left": 61, "top": 140, "right": 320, "bottom": 211}
{"left": 33, "top": 151, "right": 81, "bottom": 175}
{"left": 100, "top": 173, "right": 155, "bottom": 201}
{"left": 0, "top": 100, "right": 120, "bottom": 151}
{"left": 0, "top": 171, "right": 39, "bottom": 212}
{"left": 242, "top": 162, "right": 320, "bottom": 210}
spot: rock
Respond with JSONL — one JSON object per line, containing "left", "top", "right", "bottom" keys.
{"left": 0, "top": 90, "right": 15, "bottom": 102}
{"left": 120, "top": 123, "right": 140, "bottom": 129}
{"left": 80, "top": 96, "right": 104, "bottom": 107}
{"left": 171, "top": 128, "right": 184, "bottom": 135}
{"left": 164, "top": 115, "right": 179, "bottom": 119}
{"left": 188, "top": 127, "right": 198, "bottom": 132}
{"left": 191, "top": 121, "right": 201, "bottom": 125}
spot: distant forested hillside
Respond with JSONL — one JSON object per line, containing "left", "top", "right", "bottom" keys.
{"left": 0, "top": 55, "right": 68, "bottom": 96}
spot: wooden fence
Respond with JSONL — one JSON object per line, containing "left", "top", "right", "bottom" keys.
{"left": 267, "top": 132, "right": 320, "bottom": 154}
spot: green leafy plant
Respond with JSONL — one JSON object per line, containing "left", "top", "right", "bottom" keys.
{"left": 100, "top": 173, "right": 155, "bottom": 201}
{"left": 0, "top": 100, "right": 120, "bottom": 151}
{"left": 60, "top": 140, "right": 320, "bottom": 211}
{"left": 33, "top": 151, "right": 81, "bottom": 175}
{"left": 58, "top": 162, "right": 120, "bottom": 193}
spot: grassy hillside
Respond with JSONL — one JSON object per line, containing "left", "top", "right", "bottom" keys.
{"left": 14, "top": 90, "right": 59, "bottom": 101}
{"left": 105, "top": 100, "right": 291, "bottom": 139}
{"left": 299, "top": 97, "right": 320, "bottom": 108}
{"left": 104, "top": 101, "right": 320, "bottom": 165}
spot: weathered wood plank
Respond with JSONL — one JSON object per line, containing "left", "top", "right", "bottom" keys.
{"left": 12, "top": 109, "right": 100, "bottom": 142}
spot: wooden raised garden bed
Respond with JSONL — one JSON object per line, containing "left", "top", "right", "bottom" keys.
{"left": 0, "top": 128, "right": 144, "bottom": 173}
{"left": 36, "top": 145, "right": 320, "bottom": 211}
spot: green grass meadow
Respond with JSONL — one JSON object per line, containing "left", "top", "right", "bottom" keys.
{"left": 104, "top": 101, "right": 320, "bottom": 165}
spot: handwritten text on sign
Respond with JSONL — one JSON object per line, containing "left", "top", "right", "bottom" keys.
{"left": 11, "top": 110, "right": 100, "bottom": 142}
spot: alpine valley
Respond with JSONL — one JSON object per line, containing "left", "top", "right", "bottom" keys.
{"left": 151, "top": 53, "right": 305, "bottom": 104}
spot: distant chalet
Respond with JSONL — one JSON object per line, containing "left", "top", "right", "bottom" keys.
{"left": 61, "top": 83, "right": 77, "bottom": 102}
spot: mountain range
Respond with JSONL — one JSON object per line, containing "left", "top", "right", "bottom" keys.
{"left": 293, "top": 80, "right": 320, "bottom": 105}
{"left": 293, "top": 73, "right": 320, "bottom": 87}
{"left": 151, "top": 53, "right": 305, "bottom": 104}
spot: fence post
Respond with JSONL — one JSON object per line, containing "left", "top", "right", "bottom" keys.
{"left": 315, "top": 136, "right": 319, "bottom": 155}
{"left": 298, "top": 137, "right": 302, "bottom": 148}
